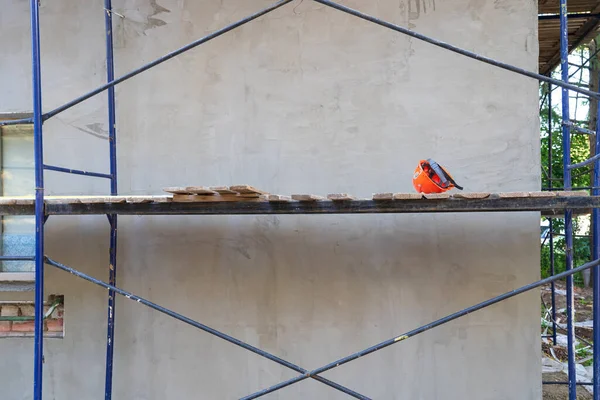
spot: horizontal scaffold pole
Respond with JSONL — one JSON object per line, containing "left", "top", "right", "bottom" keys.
{"left": 41, "top": 0, "right": 294, "bottom": 122}
{"left": 241, "top": 258, "right": 600, "bottom": 399}
{"left": 568, "top": 153, "right": 600, "bottom": 170}
{"left": 44, "top": 257, "right": 370, "bottom": 400}
{"left": 538, "top": 13, "right": 600, "bottom": 20}
{"left": 0, "top": 117, "right": 33, "bottom": 126}
{"left": 43, "top": 164, "right": 113, "bottom": 179}
{"left": 312, "top": 0, "right": 600, "bottom": 100}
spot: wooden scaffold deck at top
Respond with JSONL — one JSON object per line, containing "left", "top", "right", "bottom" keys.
{"left": 0, "top": 185, "right": 596, "bottom": 216}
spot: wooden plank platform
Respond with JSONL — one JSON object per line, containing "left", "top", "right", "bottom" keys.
{"left": 0, "top": 191, "right": 596, "bottom": 216}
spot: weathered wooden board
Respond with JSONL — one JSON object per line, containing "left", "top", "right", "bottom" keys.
{"left": 184, "top": 186, "right": 217, "bottom": 195}
{"left": 373, "top": 193, "right": 394, "bottom": 201}
{"left": 497, "top": 192, "right": 530, "bottom": 198}
{"left": 497, "top": 191, "right": 581, "bottom": 198}
{"left": 91, "top": 196, "right": 127, "bottom": 204}
{"left": 327, "top": 194, "right": 356, "bottom": 201}
{"left": 146, "top": 196, "right": 172, "bottom": 203}
{"left": 44, "top": 196, "right": 171, "bottom": 204}
{"left": 165, "top": 185, "right": 270, "bottom": 196}
{"left": 125, "top": 196, "right": 156, "bottom": 204}
{"left": 0, "top": 191, "right": 593, "bottom": 211}
{"left": 423, "top": 193, "right": 451, "bottom": 200}
{"left": 43, "top": 195, "right": 600, "bottom": 216}
{"left": 528, "top": 192, "right": 557, "bottom": 198}
{"left": 230, "top": 185, "right": 269, "bottom": 195}
{"left": 79, "top": 196, "right": 127, "bottom": 204}
{"left": 172, "top": 194, "right": 266, "bottom": 203}
{"left": 14, "top": 198, "right": 35, "bottom": 205}
{"left": 267, "top": 195, "right": 293, "bottom": 202}
{"left": 208, "top": 186, "right": 239, "bottom": 195}
{"left": 452, "top": 192, "right": 490, "bottom": 199}
{"left": 237, "top": 193, "right": 262, "bottom": 198}
{"left": 163, "top": 187, "right": 191, "bottom": 195}
{"left": 562, "top": 191, "right": 590, "bottom": 197}
{"left": 393, "top": 193, "right": 423, "bottom": 200}
{"left": 291, "top": 194, "right": 325, "bottom": 201}
{"left": 0, "top": 198, "right": 17, "bottom": 205}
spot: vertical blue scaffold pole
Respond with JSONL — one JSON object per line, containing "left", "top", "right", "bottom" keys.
{"left": 30, "top": 0, "right": 45, "bottom": 399}
{"left": 548, "top": 84, "right": 558, "bottom": 346}
{"left": 104, "top": 1, "right": 118, "bottom": 399}
{"left": 560, "top": 1, "right": 577, "bottom": 399}
{"left": 592, "top": 50, "right": 600, "bottom": 400}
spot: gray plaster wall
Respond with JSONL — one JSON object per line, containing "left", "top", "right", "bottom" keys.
{"left": 0, "top": 0, "right": 541, "bottom": 399}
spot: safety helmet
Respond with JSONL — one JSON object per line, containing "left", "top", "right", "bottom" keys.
{"left": 412, "top": 159, "right": 463, "bottom": 194}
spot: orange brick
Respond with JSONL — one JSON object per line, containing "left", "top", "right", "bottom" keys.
{"left": 12, "top": 321, "right": 35, "bottom": 332}
{"left": 1, "top": 305, "right": 19, "bottom": 317}
{"left": 19, "top": 305, "right": 35, "bottom": 317}
{"left": 0, "top": 321, "right": 12, "bottom": 332}
{"left": 46, "top": 319, "right": 63, "bottom": 332}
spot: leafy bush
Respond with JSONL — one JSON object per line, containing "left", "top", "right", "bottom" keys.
{"left": 540, "top": 79, "right": 593, "bottom": 287}
{"left": 540, "top": 235, "right": 589, "bottom": 287}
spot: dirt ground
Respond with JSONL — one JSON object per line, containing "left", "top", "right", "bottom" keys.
{"left": 541, "top": 281, "right": 594, "bottom": 342}
{"left": 543, "top": 372, "right": 593, "bottom": 399}
{"left": 541, "top": 281, "right": 595, "bottom": 399}
{"left": 541, "top": 282, "right": 594, "bottom": 323}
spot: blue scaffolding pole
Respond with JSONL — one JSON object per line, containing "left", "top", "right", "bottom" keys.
{"left": 25, "top": 1, "right": 122, "bottom": 398}
{"left": 559, "top": 2, "right": 578, "bottom": 399}
{"left": 104, "top": 0, "right": 118, "bottom": 399}
{"left": 548, "top": 83, "right": 558, "bottom": 346}
{"left": 29, "top": 0, "right": 44, "bottom": 398}
{"left": 593, "top": 37, "right": 600, "bottom": 400}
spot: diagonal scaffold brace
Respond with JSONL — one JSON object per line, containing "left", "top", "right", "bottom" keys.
{"left": 40, "top": 0, "right": 295, "bottom": 122}
{"left": 2, "top": 0, "right": 598, "bottom": 131}
{"left": 312, "top": 0, "right": 600, "bottom": 100}
{"left": 0, "top": 0, "right": 294, "bottom": 128}
{"left": 44, "top": 257, "right": 371, "bottom": 400}
{"left": 241, "top": 258, "right": 600, "bottom": 399}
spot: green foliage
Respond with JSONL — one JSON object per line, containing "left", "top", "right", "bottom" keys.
{"left": 539, "top": 78, "right": 593, "bottom": 287}
{"left": 579, "top": 297, "right": 591, "bottom": 306}
{"left": 576, "top": 343, "right": 593, "bottom": 366}
{"left": 539, "top": 99, "right": 591, "bottom": 190}
{"left": 540, "top": 233, "right": 588, "bottom": 286}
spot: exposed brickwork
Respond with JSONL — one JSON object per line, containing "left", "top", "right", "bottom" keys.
{"left": 0, "top": 298, "right": 64, "bottom": 338}
{"left": 0, "top": 321, "right": 12, "bottom": 332}
{"left": 19, "top": 305, "right": 35, "bottom": 317}
{"left": 11, "top": 321, "right": 36, "bottom": 332}
{"left": 1, "top": 305, "right": 19, "bottom": 317}
{"left": 46, "top": 318, "right": 63, "bottom": 332}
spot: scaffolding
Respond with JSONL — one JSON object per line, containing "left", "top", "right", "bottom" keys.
{"left": 1, "top": 0, "right": 600, "bottom": 399}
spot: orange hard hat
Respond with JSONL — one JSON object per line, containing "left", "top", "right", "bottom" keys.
{"left": 412, "top": 159, "right": 463, "bottom": 194}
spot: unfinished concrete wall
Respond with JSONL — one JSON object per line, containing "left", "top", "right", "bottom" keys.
{"left": 0, "top": 0, "right": 540, "bottom": 398}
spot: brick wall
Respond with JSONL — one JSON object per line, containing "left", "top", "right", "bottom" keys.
{"left": 0, "top": 299, "right": 64, "bottom": 338}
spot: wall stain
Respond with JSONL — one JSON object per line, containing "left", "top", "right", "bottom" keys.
{"left": 408, "top": 0, "right": 437, "bottom": 21}
{"left": 114, "top": 0, "right": 171, "bottom": 47}
{"left": 146, "top": 0, "right": 170, "bottom": 30}
{"left": 85, "top": 123, "right": 109, "bottom": 138}
{"left": 70, "top": 122, "right": 109, "bottom": 140}
{"left": 493, "top": 0, "right": 517, "bottom": 13}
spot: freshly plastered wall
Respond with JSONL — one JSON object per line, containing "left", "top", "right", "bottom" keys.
{"left": 0, "top": 0, "right": 540, "bottom": 398}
